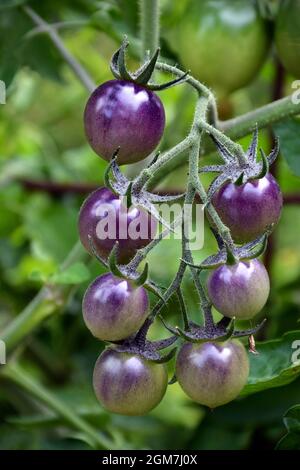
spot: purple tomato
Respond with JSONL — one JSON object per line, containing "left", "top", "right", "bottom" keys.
{"left": 82, "top": 273, "right": 149, "bottom": 341}
{"left": 213, "top": 174, "right": 282, "bottom": 243}
{"left": 93, "top": 349, "right": 168, "bottom": 415}
{"left": 78, "top": 187, "right": 157, "bottom": 264}
{"left": 176, "top": 340, "right": 249, "bottom": 408}
{"left": 207, "top": 258, "right": 270, "bottom": 320}
{"left": 84, "top": 80, "right": 165, "bottom": 165}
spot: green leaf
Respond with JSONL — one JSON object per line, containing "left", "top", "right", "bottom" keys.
{"left": 0, "top": 9, "right": 64, "bottom": 86}
{"left": 51, "top": 262, "right": 90, "bottom": 285}
{"left": 283, "top": 404, "right": 300, "bottom": 434}
{"left": 241, "top": 331, "right": 300, "bottom": 396}
{"left": 276, "top": 432, "right": 300, "bottom": 450}
{"left": 273, "top": 118, "right": 300, "bottom": 177}
{"left": 276, "top": 404, "right": 300, "bottom": 449}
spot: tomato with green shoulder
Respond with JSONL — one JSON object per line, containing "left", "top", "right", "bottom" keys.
{"left": 164, "top": 0, "right": 271, "bottom": 97}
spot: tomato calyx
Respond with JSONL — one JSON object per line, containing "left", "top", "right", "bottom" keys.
{"left": 105, "top": 152, "right": 185, "bottom": 231}
{"left": 110, "top": 37, "right": 189, "bottom": 91}
{"left": 88, "top": 235, "right": 166, "bottom": 303}
{"left": 160, "top": 309, "right": 266, "bottom": 345}
{"left": 200, "top": 127, "right": 279, "bottom": 204}
{"left": 111, "top": 318, "right": 178, "bottom": 364}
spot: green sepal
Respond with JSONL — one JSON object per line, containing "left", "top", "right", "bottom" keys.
{"left": 168, "top": 374, "right": 177, "bottom": 385}
{"left": 234, "top": 172, "right": 244, "bottom": 186}
{"left": 134, "top": 48, "right": 160, "bottom": 85}
{"left": 108, "top": 243, "right": 125, "bottom": 279}
{"left": 133, "top": 263, "right": 149, "bottom": 287}
{"left": 255, "top": 148, "right": 269, "bottom": 179}
{"left": 151, "top": 347, "right": 177, "bottom": 364}
{"left": 243, "top": 234, "right": 268, "bottom": 260}
{"left": 225, "top": 244, "right": 238, "bottom": 265}
{"left": 104, "top": 148, "right": 120, "bottom": 191}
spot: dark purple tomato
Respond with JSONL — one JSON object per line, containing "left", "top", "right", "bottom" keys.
{"left": 93, "top": 349, "right": 168, "bottom": 415}
{"left": 84, "top": 80, "right": 165, "bottom": 165}
{"left": 207, "top": 259, "right": 270, "bottom": 320}
{"left": 78, "top": 187, "right": 157, "bottom": 264}
{"left": 212, "top": 174, "right": 282, "bottom": 243}
{"left": 82, "top": 273, "right": 149, "bottom": 341}
{"left": 176, "top": 340, "right": 249, "bottom": 408}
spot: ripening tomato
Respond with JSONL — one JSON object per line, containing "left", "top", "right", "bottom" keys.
{"left": 165, "top": 0, "right": 271, "bottom": 97}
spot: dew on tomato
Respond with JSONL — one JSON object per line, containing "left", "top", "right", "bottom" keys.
{"left": 82, "top": 273, "right": 149, "bottom": 341}
{"left": 176, "top": 340, "right": 249, "bottom": 408}
{"left": 78, "top": 187, "right": 157, "bottom": 264}
{"left": 207, "top": 258, "right": 270, "bottom": 320}
{"left": 84, "top": 80, "right": 165, "bottom": 165}
{"left": 93, "top": 349, "right": 168, "bottom": 415}
{"left": 212, "top": 174, "right": 282, "bottom": 244}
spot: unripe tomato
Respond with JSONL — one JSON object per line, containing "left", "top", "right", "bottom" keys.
{"left": 275, "top": 0, "right": 300, "bottom": 78}
{"left": 82, "top": 273, "right": 149, "bottom": 341}
{"left": 84, "top": 80, "right": 165, "bottom": 165}
{"left": 176, "top": 340, "right": 249, "bottom": 408}
{"left": 166, "top": 0, "right": 270, "bottom": 97}
{"left": 212, "top": 174, "right": 282, "bottom": 244}
{"left": 78, "top": 187, "right": 157, "bottom": 264}
{"left": 207, "top": 258, "right": 270, "bottom": 320}
{"left": 93, "top": 349, "right": 168, "bottom": 415}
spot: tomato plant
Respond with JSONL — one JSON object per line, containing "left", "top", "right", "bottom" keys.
{"left": 1, "top": 0, "right": 300, "bottom": 454}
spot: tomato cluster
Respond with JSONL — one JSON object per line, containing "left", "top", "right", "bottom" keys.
{"left": 79, "top": 35, "right": 283, "bottom": 414}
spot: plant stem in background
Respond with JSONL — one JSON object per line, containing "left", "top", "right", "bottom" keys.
{"left": 139, "top": 0, "right": 160, "bottom": 59}
{"left": 1, "top": 362, "right": 113, "bottom": 450}
{"left": 23, "top": 6, "right": 96, "bottom": 93}
{"left": 1, "top": 242, "right": 88, "bottom": 351}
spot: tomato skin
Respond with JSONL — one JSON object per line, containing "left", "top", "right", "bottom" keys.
{"left": 93, "top": 349, "right": 168, "bottom": 415}
{"left": 82, "top": 273, "right": 149, "bottom": 341}
{"left": 78, "top": 187, "right": 157, "bottom": 264}
{"left": 176, "top": 340, "right": 249, "bottom": 408}
{"left": 166, "top": 0, "right": 270, "bottom": 97}
{"left": 207, "top": 259, "right": 270, "bottom": 320}
{"left": 275, "top": 0, "right": 300, "bottom": 78}
{"left": 84, "top": 80, "right": 165, "bottom": 165}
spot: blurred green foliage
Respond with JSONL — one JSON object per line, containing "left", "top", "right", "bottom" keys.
{"left": 0, "top": 0, "right": 300, "bottom": 451}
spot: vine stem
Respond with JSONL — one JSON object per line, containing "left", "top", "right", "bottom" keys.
{"left": 1, "top": 362, "right": 113, "bottom": 450}
{"left": 139, "top": 0, "right": 160, "bottom": 59}
{"left": 1, "top": 242, "right": 89, "bottom": 351}
{"left": 23, "top": 6, "right": 96, "bottom": 93}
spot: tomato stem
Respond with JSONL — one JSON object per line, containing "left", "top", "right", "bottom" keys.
{"left": 139, "top": 0, "right": 160, "bottom": 60}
